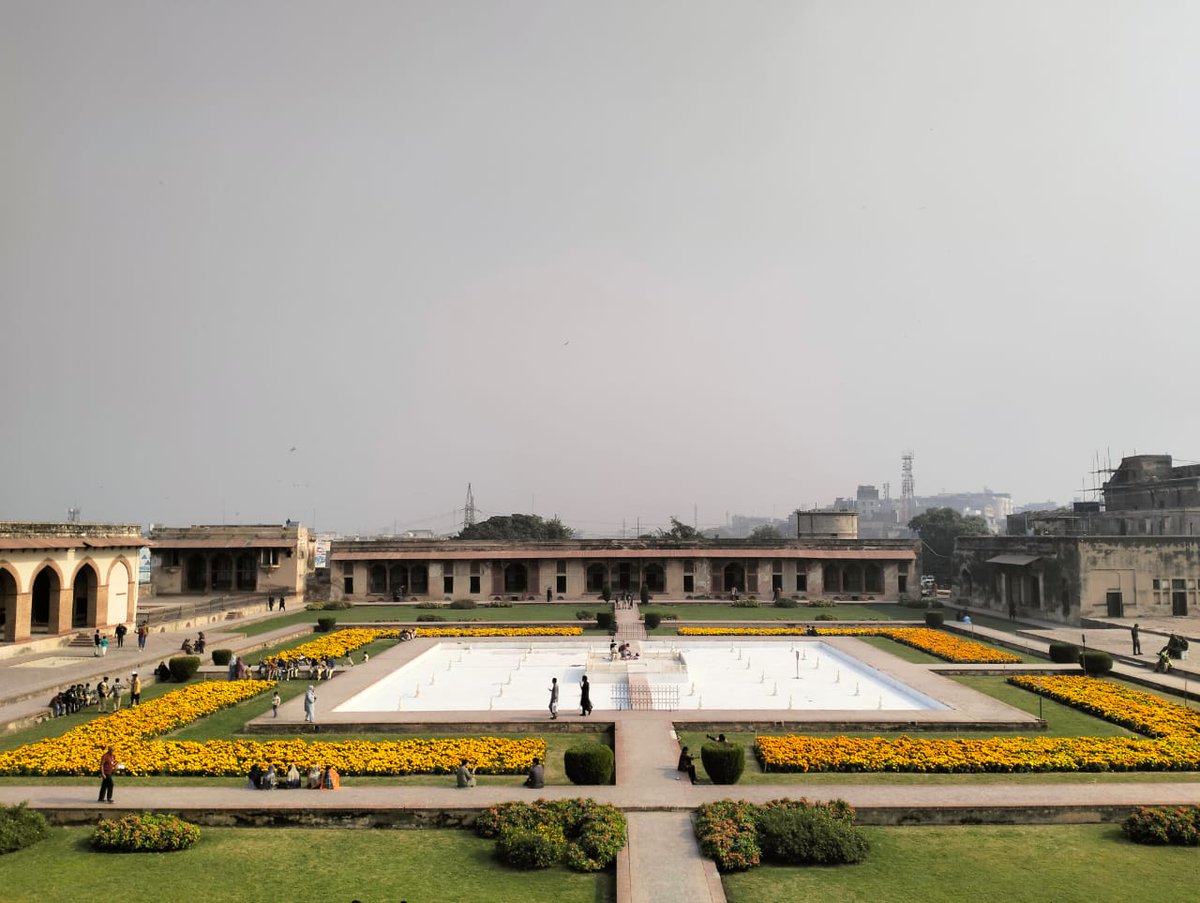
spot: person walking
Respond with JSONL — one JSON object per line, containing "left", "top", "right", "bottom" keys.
{"left": 304, "top": 685, "right": 317, "bottom": 723}
{"left": 100, "top": 635, "right": 109, "bottom": 656}
{"left": 129, "top": 672, "right": 141, "bottom": 707}
{"left": 93, "top": 630, "right": 101, "bottom": 657}
{"left": 136, "top": 623, "right": 147, "bottom": 651}
{"left": 115, "top": 623, "right": 127, "bottom": 649}
{"left": 548, "top": 678, "right": 559, "bottom": 719}
{"left": 580, "top": 675, "right": 592, "bottom": 717}
{"left": 98, "top": 747, "right": 116, "bottom": 803}
{"left": 271, "top": 690, "right": 281, "bottom": 718}
{"left": 1131, "top": 623, "right": 1142, "bottom": 655}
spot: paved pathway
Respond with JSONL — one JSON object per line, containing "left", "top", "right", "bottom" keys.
{"left": 6, "top": 603, "right": 1200, "bottom": 903}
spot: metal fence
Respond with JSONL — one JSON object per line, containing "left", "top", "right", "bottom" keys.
{"left": 610, "top": 682, "right": 680, "bottom": 711}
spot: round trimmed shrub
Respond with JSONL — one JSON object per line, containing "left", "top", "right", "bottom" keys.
{"left": 563, "top": 744, "right": 614, "bottom": 785}
{"left": 91, "top": 812, "right": 200, "bottom": 852}
{"left": 1123, "top": 806, "right": 1200, "bottom": 846}
{"left": 595, "top": 612, "right": 613, "bottom": 631}
{"left": 315, "top": 617, "right": 337, "bottom": 632}
{"left": 210, "top": 649, "right": 233, "bottom": 666}
{"left": 0, "top": 804, "right": 48, "bottom": 855}
{"left": 449, "top": 598, "right": 477, "bottom": 609}
{"left": 774, "top": 596, "right": 799, "bottom": 609}
{"left": 701, "top": 742, "right": 745, "bottom": 785}
{"left": 575, "top": 610, "right": 594, "bottom": 621}
{"left": 643, "top": 612, "right": 662, "bottom": 630}
{"left": 167, "top": 656, "right": 200, "bottom": 683}
{"left": 755, "top": 805, "right": 868, "bottom": 865}
{"left": 496, "top": 824, "right": 565, "bottom": 869}
{"left": 416, "top": 614, "right": 445, "bottom": 622}
{"left": 1048, "top": 642, "right": 1080, "bottom": 663}
{"left": 924, "top": 611, "right": 944, "bottom": 628}
{"left": 1080, "top": 650, "right": 1114, "bottom": 675}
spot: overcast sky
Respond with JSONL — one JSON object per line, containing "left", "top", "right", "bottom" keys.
{"left": 3, "top": 2, "right": 1199, "bottom": 536}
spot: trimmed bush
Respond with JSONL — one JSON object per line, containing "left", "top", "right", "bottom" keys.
{"left": 478, "top": 800, "right": 626, "bottom": 872}
{"left": 1080, "top": 650, "right": 1114, "bottom": 675}
{"left": 755, "top": 805, "right": 868, "bottom": 865}
{"left": 643, "top": 612, "right": 662, "bottom": 630}
{"left": 774, "top": 596, "right": 799, "bottom": 609}
{"left": 416, "top": 614, "right": 445, "bottom": 622}
{"left": 732, "top": 599, "right": 759, "bottom": 608}
{"left": 315, "top": 617, "right": 337, "bottom": 632}
{"left": 701, "top": 742, "right": 745, "bottom": 785}
{"left": 91, "top": 812, "right": 200, "bottom": 852}
{"left": 575, "top": 610, "right": 594, "bottom": 621}
{"left": 640, "top": 584, "right": 650, "bottom": 605}
{"left": 1123, "top": 806, "right": 1200, "bottom": 846}
{"left": 487, "top": 599, "right": 513, "bottom": 608}
{"left": 167, "top": 656, "right": 200, "bottom": 683}
{"left": 0, "top": 803, "right": 48, "bottom": 855}
{"left": 1048, "top": 642, "right": 1080, "bottom": 663}
{"left": 924, "top": 611, "right": 944, "bottom": 628}
{"left": 601, "top": 585, "right": 613, "bottom": 603}
{"left": 815, "top": 613, "right": 836, "bottom": 621}
{"left": 326, "top": 600, "right": 352, "bottom": 610}
{"left": 595, "top": 612, "right": 613, "bottom": 631}
{"left": 496, "top": 823, "right": 566, "bottom": 869}
{"left": 449, "top": 598, "right": 477, "bottom": 609}
{"left": 210, "top": 649, "right": 233, "bottom": 666}
{"left": 563, "top": 744, "right": 614, "bottom": 785}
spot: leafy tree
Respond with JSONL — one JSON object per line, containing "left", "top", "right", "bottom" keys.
{"left": 657, "top": 517, "right": 706, "bottom": 542}
{"left": 458, "top": 514, "right": 573, "bottom": 541}
{"left": 748, "top": 524, "right": 783, "bottom": 543}
{"left": 908, "top": 507, "right": 990, "bottom": 584}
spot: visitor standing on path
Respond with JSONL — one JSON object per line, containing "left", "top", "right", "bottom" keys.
{"left": 1131, "top": 623, "right": 1142, "bottom": 655}
{"left": 272, "top": 690, "right": 281, "bottom": 718}
{"left": 580, "top": 675, "right": 592, "bottom": 716}
{"left": 100, "top": 635, "right": 108, "bottom": 656}
{"left": 129, "top": 672, "right": 141, "bottom": 707}
{"left": 304, "top": 684, "right": 317, "bottom": 722}
{"left": 548, "top": 678, "right": 559, "bottom": 719}
{"left": 98, "top": 747, "right": 116, "bottom": 803}
{"left": 93, "top": 630, "right": 101, "bottom": 656}
{"left": 136, "top": 623, "right": 147, "bottom": 651}
{"left": 111, "top": 677, "right": 123, "bottom": 710}
{"left": 96, "top": 677, "right": 110, "bottom": 713}
{"left": 115, "top": 623, "right": 126, "bottom": 649}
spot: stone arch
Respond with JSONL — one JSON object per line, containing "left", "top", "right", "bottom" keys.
{"left": 71, "top": 561, "right": 99, "bottom": 629}
{"left": 643, "top": 563, "right": 666, "bottom": 593}
{"left": 31, "top": 562, "right": 64, "bottom": 634}
{"left": 107, "top": 558, "right": 132, "bottom": 625}
{"left": 504, "top": 562, "right": 528, "bottom": 594}
{"left": 388, "top": 564, "right": 409, "bottom": 595}
{"left": 0, "top": 565, "right": 18, "bottom": 641}
{"left": 722, "top": 563, "right": 745, "bottom": 594}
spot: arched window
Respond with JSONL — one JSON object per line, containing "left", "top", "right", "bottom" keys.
{"left": 504, "top": 563, "right": 528, "bottom": 594}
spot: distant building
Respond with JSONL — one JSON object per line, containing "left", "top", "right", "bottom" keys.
{"left": 331, "top": 536, "right": 918, "bottom": 602}
{"left": 955, "top": 454, "right": 1200, "bottom": 624}
{"left": 148, "top": 523, "right": 312, "bottom": 598}
{"left": 914, "top": 490, "right": 1013, "bottom": 533}
{"left": 0, "top": 521, "right": 143, "bottom": 643}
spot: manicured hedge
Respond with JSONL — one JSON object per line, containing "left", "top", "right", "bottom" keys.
{"left": 1080, "top": 650, "right": 1114, "bottom": 675}
{"left": 1049, "top": 642, "right": 1080, "bottom": 664}
{"left": 167, "top": 656, "right": 200, "bottom": 683}
{"left": 316, "top": 617, "right": 338, "bottom": 632}
{"left": 563, "top": 744, "right": 614, "bottom": 785}
{"left": 643, "top": 612, "right": 662, "bottom": 630}
{"left": 701, "top": 742, "right": 745, "bottom": 785}
{"left": 924, "top": 611, "right": 944, "bottom": 628}
{"left": 1123, "top": 806, "right": 1200, "bottom": 845}
{"left": 91, "top": 812, "right": 200, "bottom": 852}
{"left": 210, "top": 649, "right": 233, "bottom": 666}
{"left": 0, "top": 804, "right": 48, "bottom": 855}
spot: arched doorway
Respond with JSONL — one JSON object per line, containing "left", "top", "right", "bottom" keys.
{"left": 410, "top": 564, "right": 428, "bottom": 594}
{"left": 643, "top": 563, "right": 665, "bottom": 593}
{"left": 73, "top": 563, "right": 97, "bottom": 628}
{"left": 185, "top": 554, "right": 207, "bottom": 592}
{"left": 0, "top": 568, "right": 17, "bottom": 641}
{"left": 108, "top": 559, "right": 130, "bottom": 624}
{"left": 504, "top": 563, "right": 528, "bottom": 594}
{"left": 235, "top": 554, "right": 257, "bottom": 591}
{"left": 586, "top": 564, "right": 607, "bottom": 593}
{"left": 723, "top": 563, "right": 745, "bottom": 594}
{"left": 211, "top": 554, "right": 233, "bottom": 592}
{"left": 844, "top": 565, "right": 864, "bottom": 593}
{"left": 369, "top": 564, "right": 388, "bottom": 594}
{"left": 31, "top": 567, "right": 59, "bottom": 633}
{"left": 389, "top": 564, "right": 409, "bottom": 595}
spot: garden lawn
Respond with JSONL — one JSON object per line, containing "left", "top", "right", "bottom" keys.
{"left": 644, "top": 603, "right": 907, "bottom": 628}
{"left": 0, "top": 826, "right": 613, "bottom": 903}
{"left": 721, "top": 824, "right": 1197, "bottom": 903}
{"left": 228, "top": 604, "right": 601, "bottom": 636}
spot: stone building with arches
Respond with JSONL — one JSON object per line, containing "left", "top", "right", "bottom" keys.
{"left": 147, "top": 523, "right": 312, "bottom": 599}
{"left": 0, "top": 522, "right": 143, "bottom": 644}
{"left": 329, "top": 538, "right": 918, "bottom": 602}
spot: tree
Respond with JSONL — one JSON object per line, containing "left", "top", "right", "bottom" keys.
{"left": 657, "top": 517, "right": 706, "bottom": 542}
{"left": 908, "top": 508, "right": 990, "bottom": 585}
{"left": 457, "top": 514, "right": 573, "bottom": 541}
{"left": 748, "top": 524, "right": 783, "bottom": 543}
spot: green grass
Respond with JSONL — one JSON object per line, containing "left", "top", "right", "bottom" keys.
{"left": 646, "top": 603, "right": 907, "bottom": 625}
{"left": 0, "top": 826, "right": 613, "bottom": 903}
{"left": 228, "top": 604, "right": 600, "bottom": 636}
{"left": 721, "top": 823, "right": 1197, "bottom": 903}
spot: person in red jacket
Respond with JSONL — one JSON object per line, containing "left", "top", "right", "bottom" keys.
{"left": 98, "top": 747, "right": 116, "bottom": 803}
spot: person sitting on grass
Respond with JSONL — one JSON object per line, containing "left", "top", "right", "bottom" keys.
{"left": 523, "top": 757, "right": 544, "bottom": 789}
{"left": 456, "top": 760, "right": 476, "bottom": 788}
{"left": 307, "top": 765, "right": 322, "bottom": 789}
{"left": 320, "top": 764, "right": 341, "bottom": 790}
{"left": 286, "top": 763, "right": 301, "bottom": 789}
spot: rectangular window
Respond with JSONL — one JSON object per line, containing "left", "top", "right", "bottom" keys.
{"left": 898, "top": 575, "right": 908, "bottom": 593}
{"left": 557, "top": 560, "right": 566, "bottom": 575}
{"left": 163, "top": 550, "right": 181, "bottom": 568}
{"left": 796, "top": 571, "right": 808, "bottom": 592}
{"left": 469, "top": 575, "right": 481, "bottom": 594}
{"left": 443, "top": 564, "right": 454, "bottom": 594}
{"left": 343, "top": 576, "right": 354, "bottom": 594}
{"left": 556, "top": 575, "right": 567, "bottom": 593}
{"left": 1153, "top": 578, "right": 1163, "bottom": 590}
{"left": 898, "top": 562, "right": 909, "bottom": 574}
{"left": 260, "top": 549, "right": 280, "bottom": 568}
{"left": 1173, "top": 578, "right": 1186, "bottom": 590}
{"left": 683, "top": 559, "right": 694, "bottom": 574}
{"left": 683, "top": 575, "right": 694, "bottom": 593}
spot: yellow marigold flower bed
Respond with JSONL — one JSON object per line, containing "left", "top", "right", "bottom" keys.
{"left": 755, "top": 675, "right": 1200, "bottom": 773}
{"left": 413, "top": 626, "right": 583, "bottom": 638}
{"left": 676, "top": 626, "right": 1021, "bottom": 664}
{"left": 0, "top": 679, "right": 545, "bottom": 778}
{"left": 265, "top": 626, "right": 584, "bottom": 666}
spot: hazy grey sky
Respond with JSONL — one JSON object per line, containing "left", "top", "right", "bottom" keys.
{"left": 4, "top": 2, "right": 1199, "bottom": 535}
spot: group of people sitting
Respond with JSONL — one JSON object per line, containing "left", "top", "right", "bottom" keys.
{"left": 609, "top": 640, "right": 639, "bottom": 661}
{"left": 257, "top": 655, "right": 340, "bottom": 682}
{"left": 48, "top": 683, "right": 94, "bottom": 717}
{"left": 248, "top": 762, "right": 340, "bottom": 790}
{"left": 180, "top": 631, "right": 206, "bottom": 655}
{"left": 1156, "top": 633, "right": 1191, "bottom": 673}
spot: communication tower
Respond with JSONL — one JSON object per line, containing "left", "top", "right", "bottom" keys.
{"left": 900, "top": 451, "right": 915, "bottom": 525}
{"left": 463, "top": 483, "right": 476, "bottom": 530}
